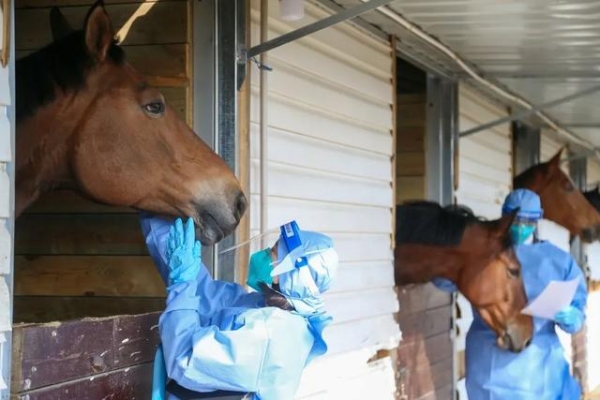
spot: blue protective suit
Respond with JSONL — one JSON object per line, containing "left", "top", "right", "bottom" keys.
{"left": 433, "top": 241, "right": 587, "bottom": 400}
{"left": 140, "top": 214, "right": 330, "bottom": 400}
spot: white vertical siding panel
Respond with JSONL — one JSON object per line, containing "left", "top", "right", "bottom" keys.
{"left": 586, "top": 291, "right": 600, "bottom": 390}
{"left": 587, "top": 160, "right": 600, "bottom": 187}
{"left": 455, "top": 86, "right": 512, "bottom": 400}
{"left": 250, "top": 1, "right": 398, "bottom": 398}
{"left": 0, "top": 2, "right": 13, "bottom": 396}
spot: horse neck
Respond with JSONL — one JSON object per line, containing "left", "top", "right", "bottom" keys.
{"left": 15, "top": 92, "right": 87, "bottom": 216}
{"left": 395, "top": 244, "right": 463, "bottom": 285}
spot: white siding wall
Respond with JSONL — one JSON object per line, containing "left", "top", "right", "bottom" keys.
{"left": 586, "top": 290, "right": 600, "bottom": 390}
{"left": 249, "top": 2, "right": 399, "bottom": 398}
{"left": 586, "top": 160, "right": 600, "bottom": 391}
{"left": 0, "top": 2, "right": 14, "bottom": 396}
{"left": 587, "top": 160, "right": 600, "bottom": 188}
{"left": 455, "top": 85, "right": 512, "bottom": 400}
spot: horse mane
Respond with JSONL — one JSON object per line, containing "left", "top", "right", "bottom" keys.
{"left": 513, "top": 164, "right": 540, "bottom": 188}
{"left": 16, "top": 30, "right": 125, "bottom": 122}
{"left": 396, "top": 201, "right": 487, "bottom": 246}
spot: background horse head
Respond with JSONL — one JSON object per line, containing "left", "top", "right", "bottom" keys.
{"left": 513, "top": 149, "right": 600, "bottom": 243}
{"left": 395, "top": 201, "right": 533, "bottom": 352}
{"left": 15, "top": 0, "right": 246, "bottom": 244}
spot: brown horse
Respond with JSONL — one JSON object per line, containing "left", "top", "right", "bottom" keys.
{"left": 15, "top": 1, "right": 246, "bottom": 245}
{"left": 395, "top": 202, "right": 533, "bottom": 352}
{"left": 514, "top": 149, "right": 600, "bottom": 243}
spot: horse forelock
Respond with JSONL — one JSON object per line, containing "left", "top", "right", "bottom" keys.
{"left": 16, "top": 30, "right": 125, "bottom": 122}
{"left": 396, "top": 201, "right": 480, "bottom": 246}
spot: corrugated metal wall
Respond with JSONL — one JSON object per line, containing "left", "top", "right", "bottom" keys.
{"left": 455, "top": 85, "right": 512, "bottom": 400}
{"left": 0, "top": 2, "right": 14, "bottom": 394}
{"left": 249, "top": 1, "right": 400, "bottom": 398}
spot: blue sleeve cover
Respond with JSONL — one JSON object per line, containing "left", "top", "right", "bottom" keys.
{"left": 557, "top": 255, "right": 587, "bottom": 334}
{"left": 139, "top": 212, "right": 264, "bottom": 310}
{"left": 432, "top": 277, "right": 459, "bottom": 293}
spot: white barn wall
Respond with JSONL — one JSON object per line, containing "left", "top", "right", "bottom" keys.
{"left": 455, "top": 85, "right": 512, "bottom": 400}
{"left": 0, "top": 2, "right": 15, "bottom": 396}
{"left": 249, "top": 1, "right": 399, "bottom": 398}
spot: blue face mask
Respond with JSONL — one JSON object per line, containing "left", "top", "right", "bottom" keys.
{"left": 246, "top": 248, "right": 274, "bottom": 292}
{"left": 510, "top": 224, "right": 536, "bottom": 245}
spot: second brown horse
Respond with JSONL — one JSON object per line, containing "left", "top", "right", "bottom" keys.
{"left": 395, "top": 201, "right": 533, "bottom": 352}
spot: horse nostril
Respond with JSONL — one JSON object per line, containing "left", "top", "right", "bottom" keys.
{"left": 525, "top": 338, "right": 532, "bottom": 348}
{"left": 235, "top": 192, "right": 248, "bottom": 219}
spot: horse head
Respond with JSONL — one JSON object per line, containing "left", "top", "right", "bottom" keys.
{"left": 456, "top": 209, "right": 532, "bottom": 352}
{"left": 514, "top": 148, "right": 600, "bottom": 243}
{"left": 15, "top": 1, "right": 247, "bottom": 244}
{"left": 395, "top": 202, "right": 533, "bottom": 352}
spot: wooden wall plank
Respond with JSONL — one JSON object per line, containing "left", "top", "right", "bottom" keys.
{"left": 12, "top": 312, "right": 159, "bottom": 392}
{"left": 396, "top": 176, "right": 425, "bottom": 203}
{"left": 15, "top": 256, "right": 164, "bottom": 297}
{"left": 15, "top": 214, "right": 147, "bottom": 255}
{"left": 16, "top": 0, "right": 180, "bottom": 8}
{"left": 13, "top": 363, "right": 153, "bottom": 399}
{"left": 24, "top": 191, "right": 134, "bottom": 214}
{"left": 399, "top": 306, "right": 452, "bottom": 339}
{"left": 396, "top": 284, "right": 451, "bottom": 315}
{"left": 397, "top": 127, "right": 425, "bottom": 152}
{"left": 17, "top": 44, "right": 189, "bottom": 85}
{"left": 398, "top": 103, "right": 426, "bottom": 128}
{"left": 14, "top": 297, "right": 164, "bottom": 323}
{"left": 396, "top": 151, "right": 425, "bottom": 176}
{"left": 16, "top": 1, "right": 187, "bottom": 49}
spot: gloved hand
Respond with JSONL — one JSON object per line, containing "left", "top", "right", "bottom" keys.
{"left": 165, "top": 218, "right": 201, "bottom": 287}
{"left": 554, "top": 305, "right": 585, "bottom": 334}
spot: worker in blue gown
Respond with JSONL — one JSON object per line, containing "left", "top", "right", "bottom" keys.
{"left": 140, "top": 213, "right": 339, "bottom": 400}
{"left": 433, "top": 189, "right": 587, "bottom": 400}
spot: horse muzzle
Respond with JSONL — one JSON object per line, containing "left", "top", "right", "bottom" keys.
{"left": 195, "top": 190, "right": 247, "bottom": 245}
{"left": 497, "top": 325, "right": 532, "bottom": 353}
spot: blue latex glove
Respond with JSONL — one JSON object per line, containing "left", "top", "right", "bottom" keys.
{"left": 554, "top": 305, "right": 584, "bottom": 334}
{"left": 165, "top": 218, "right": 201, "bottom": 287}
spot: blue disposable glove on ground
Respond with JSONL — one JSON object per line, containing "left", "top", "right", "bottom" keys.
{"left": 554, "top": 305, "right": 585, "bottom": 334}
{"left": 165, "top": 218, "right": 201, "bottom": 287}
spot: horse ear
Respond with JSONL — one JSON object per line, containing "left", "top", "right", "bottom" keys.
{"left": 547, "top": 148, "right": 564, "bottom": 170}
{"left": 492, "top": 209, "right": 518, "bottom": 239}
{"left": 50, "top": 7, "right": 74, "bottom": 41}
{"left": 84, "top": 0, "right": 113, "bottom": 62}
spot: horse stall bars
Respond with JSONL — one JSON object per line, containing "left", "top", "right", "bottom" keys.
{"left": 394, "top": 58, "right": 454, "bottom": 400}
{"left": 10, "top": 0, "right": 191, "bottom": 397}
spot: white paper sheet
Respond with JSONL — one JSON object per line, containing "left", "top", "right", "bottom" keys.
{"left": 521, "top": 278, "right": 580, "bottom": 320}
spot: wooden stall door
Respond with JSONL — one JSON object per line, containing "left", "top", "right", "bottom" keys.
{"left": 13, "top": 0, "right": 192, "bottom": 323}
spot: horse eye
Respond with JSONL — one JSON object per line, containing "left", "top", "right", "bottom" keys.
{"left": 564, "top": 182, "right": 574, "bottom": 192}
{"left": 143, "top": 101, "right": 165, "bottom": 118}
{"left": 507, "top": 268, "right": 520, "bottom": 278}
